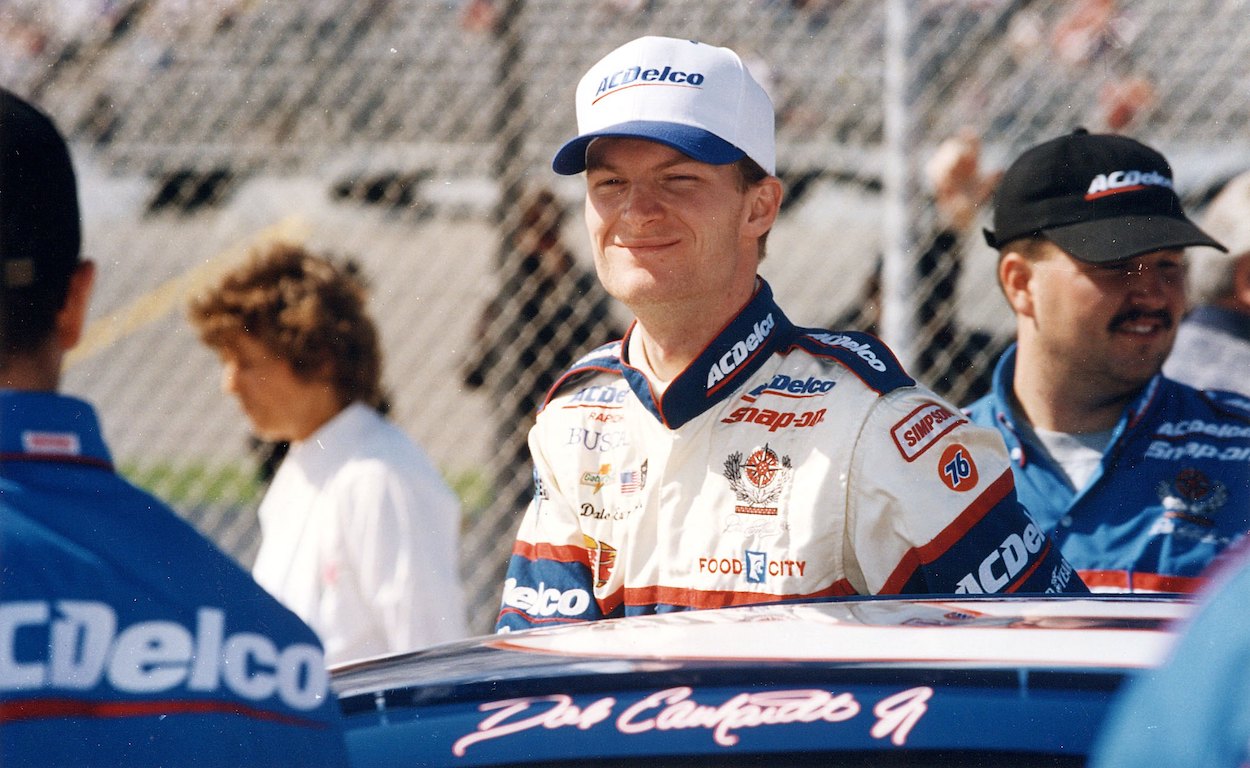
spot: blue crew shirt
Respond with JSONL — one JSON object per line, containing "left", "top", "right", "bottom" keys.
{"left": 964, "top": 345, "right": 1250, "bottom": 592}
{"left": 0, "top": 389, "right": 350, "bottom": 767}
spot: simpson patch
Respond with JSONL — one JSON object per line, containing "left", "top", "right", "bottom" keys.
{"left": 891, "top": 402, "right": 967, "bottom": 462}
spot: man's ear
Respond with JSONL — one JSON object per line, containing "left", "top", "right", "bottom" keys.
{"left": 56, "top": 260, "right": 95, "bottom": 351}
{"left": 743, "top": 176, "right": 783, "bottom": 239}
{"left": 999, "top": 250, "right": 1036, "bottom": 318}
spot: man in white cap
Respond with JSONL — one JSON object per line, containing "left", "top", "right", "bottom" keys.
{"left": 496, "top": 37, "right": 1086, "bottom": 632}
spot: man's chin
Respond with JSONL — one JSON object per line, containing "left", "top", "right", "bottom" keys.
{"left": 1109, "top": 351, "right": 1170, "bottom": 387}
{"left": 1111, "top": 329, "right": 1175, "bottom": 358}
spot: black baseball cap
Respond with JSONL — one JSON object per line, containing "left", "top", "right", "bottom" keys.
{"left": 0, "top": 87, "right": 81, "bottom": 293}
{"left": 983, "top": 129, "right": 1224, "bottom": 263}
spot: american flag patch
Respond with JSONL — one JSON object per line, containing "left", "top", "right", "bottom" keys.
{"left": 619, "top": 460, "right": 648, "bottom": 494}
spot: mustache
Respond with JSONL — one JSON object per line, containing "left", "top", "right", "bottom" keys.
{"left": 1109, "top": 309, "right": 1174, "bottom": 331}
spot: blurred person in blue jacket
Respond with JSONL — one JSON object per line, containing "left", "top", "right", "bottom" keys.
{"left": 0, "top": 87, "right": 349, "bottom": 767}
{"left": 1091, "top": 536, "right": 1250, "bottom": 768}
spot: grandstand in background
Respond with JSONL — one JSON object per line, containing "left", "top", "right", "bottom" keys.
{"left": 4, "top": 0, "right": 1247, "bottom": 633}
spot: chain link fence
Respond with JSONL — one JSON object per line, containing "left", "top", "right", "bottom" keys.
{"left": 5, "top": 0, "right": 1248, "bottom": 635}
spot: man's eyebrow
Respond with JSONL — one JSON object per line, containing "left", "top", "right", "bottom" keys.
{"left": 584, "top": 157, "right": 616, "bottom": 173}
{"left": 586, "top": 155, "right": 704, "bottom": 174}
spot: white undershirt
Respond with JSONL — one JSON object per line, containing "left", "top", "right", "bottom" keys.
{"left": 1032, "top": 427, "right": 1114, "bottom": 492}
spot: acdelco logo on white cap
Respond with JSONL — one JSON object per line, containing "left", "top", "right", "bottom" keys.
{"left": 594, "top": 65, "right": 706, "bottom": 100}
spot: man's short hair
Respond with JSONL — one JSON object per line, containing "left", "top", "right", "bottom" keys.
{"left": 733, "top": 155, "right": 770, "bottom": 191}
{"left": 734, "top": 156, "right": 773, "bottom": 260}
{"left": 0, "top": 88, "right": 82, "bottom": 357}
{"left": 189, "top": 242, "right": 386, "bottom": 410}
{"left": 996, "top": 236, "right": 1051, "bottom": 261}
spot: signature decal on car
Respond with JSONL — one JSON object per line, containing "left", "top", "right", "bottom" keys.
{"left": 451, "top": 685, "right": 933, "bottom": 756}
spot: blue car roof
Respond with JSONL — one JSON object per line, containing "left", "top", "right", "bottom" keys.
{"left": 333, "top": 595, "right": 1188, "bottom": 767}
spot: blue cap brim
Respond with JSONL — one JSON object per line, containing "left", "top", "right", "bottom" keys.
{"left": 552, "top": 121, "right": 745, "bottom": 175}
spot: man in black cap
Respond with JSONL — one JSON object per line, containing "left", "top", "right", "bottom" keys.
{"left": 0, "top": 89, "right": 349, "bottom": 766}
{"left": 966, "top": 129, "right": 1250, "bottom": 594}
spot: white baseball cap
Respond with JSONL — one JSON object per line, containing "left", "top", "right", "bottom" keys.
{"left": 552, "top": 36, "right": 776, "bottom": 176}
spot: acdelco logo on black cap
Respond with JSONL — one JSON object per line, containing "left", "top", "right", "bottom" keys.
{"left": 1085, "top": 169, "right": 1174, "bottom": 200}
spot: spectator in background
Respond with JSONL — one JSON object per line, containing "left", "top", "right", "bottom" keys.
{"left": 829, "top": 129, "right": 1006, "bottom": 403}
{"left": 497, "top": 36, "right": 1084, "bottom": 632}
{"left": 1050, "top": 0, "right": 1132, "bottom": 66}
{"left": 1163, "top": 170, "right": 1250, "bottom": 395}
{"left": 463, "top": 185, "right": 622, "bottom": 508}
{"left": 915, "top": 129, "right": 1007, "bottom": 401}
{"left": 0, "top": 88, "right": 349, "bottom": 767}
{"left": 1005, "top": 0, "right": 1157, "bottom": 135}
{"left": 966, "top": 129, "right": 1250, "bottom": 593}
{"left": 190, "top": 243, "right": 468, "bottom": 664}
{"left": 1091, "top": 536, "right": 1250, "bottom": 768}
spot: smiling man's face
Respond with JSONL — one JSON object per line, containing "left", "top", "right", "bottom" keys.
{"left": 1020, "top": 240, "right": 1187, "bottom": 391}
{"left": 582, "top": 137, "right": 766, "bottom": 319}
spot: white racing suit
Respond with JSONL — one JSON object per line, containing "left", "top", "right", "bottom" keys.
{"left": 497, "top": 280, "right": 1085, "bottom": 631}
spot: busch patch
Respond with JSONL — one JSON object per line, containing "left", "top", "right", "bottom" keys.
{"left": 1157, "top": 468, "right": 1227, "bottom": 528}
{"left": 724, "top": 444, "right": 792, "bottom": 516}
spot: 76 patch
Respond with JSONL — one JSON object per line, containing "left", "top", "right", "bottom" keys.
{"left": 938, "top": 443, "right": 978, "bottom": 492}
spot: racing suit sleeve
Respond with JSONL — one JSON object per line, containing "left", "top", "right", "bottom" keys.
{"left": 844, "top": 390, "right": 1087, "bottom": 596}
{"left": 495, "top": 428, "right": 608, "bottom": 632}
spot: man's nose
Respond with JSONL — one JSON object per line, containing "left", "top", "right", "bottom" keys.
{"left": 1124, "top": 263, "right": 1172, "bottom": 300}
{"left": 620, "top": 183, "right": 664, "bottom": 224}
